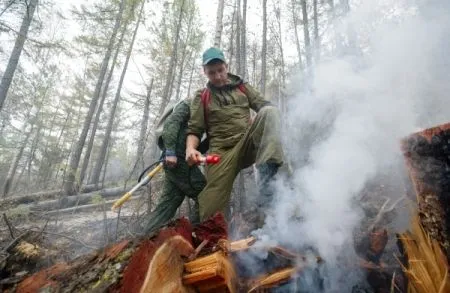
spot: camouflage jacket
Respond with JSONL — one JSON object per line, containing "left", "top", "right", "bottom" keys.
{"left": 161, "top": 99, "right": 191, "bottom": 157}
{"left": 188, "top": 73, "right": 270, "bottom": 153}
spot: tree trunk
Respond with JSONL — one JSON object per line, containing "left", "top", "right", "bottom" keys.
{"left": 79, "top": 22, "right": 129, "bottom": 186}
{"left": 157, "top": 0, "right": 186, "bottom": 117}
{"left": 2, "top": 127, "right": 33, "bottom": 197}
{"left": 24, "top": 124, "right": 42, "bottom": 191}
{"left": 90, "top": 0, "right": 144, "bottom": 186}
{"left": 214, "top": 0, "right": 225, "bottom": 48}
{"left": 251, "top": 41, "right": 257, "bottom": 86}
{"left": 174, "top": 50, "right": 191, "bottom": 102}
{"left": 100, "top": 142, "right": 111, "bottom": 189}
{"left": 235, "top": 0, "right": 241, "bottom": 76}
{"left": 63, "top": 0, "right": 126, "bottom": 195}
{"left": 0, "top": 0, "right": 38, "bottom": 110}
{"left": 275, "top": 5, "right": 286, "bottom": 117}
{"left": 301, "top": 0, "right": 312, "bottom": 69}
{"left": 261, "top": 0, "right": 267, "bottom": 95}
{"left": 275, "top": 6, "right": 286, "bottom": 88}
{"left": 135, "top": 79, "right": 153, "bottom": 172}
{"left": 341, "top": 0, "right": 350, "bottom": 14}
{"left": 291, "top": 0, "right": 303, "bottom": 69}
{"left": 228, "top": 5, "right": 236, "bottom": 71}
{"left": 241, "top": 0, "right": 247, "bottom": 80}
{"left": 313, "top": 0, "right": 320, "bottom": 61}
{"left": 186, "top": 58, "right": 195, "bottom": 99}
{"left": 174, "top": 11, "right": 194, "bottom": 102}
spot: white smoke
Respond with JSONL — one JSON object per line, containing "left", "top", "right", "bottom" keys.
{"left": 258, "top": 0, "right": 450, "bottom": 290}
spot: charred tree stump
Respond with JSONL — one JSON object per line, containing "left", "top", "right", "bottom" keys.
{"left": 402, "top": 122, "right": 450, "bottom": 261}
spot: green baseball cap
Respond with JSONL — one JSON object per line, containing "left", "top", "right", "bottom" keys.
{"left": 202, "top": 47, "right": 226, "bottom": 65}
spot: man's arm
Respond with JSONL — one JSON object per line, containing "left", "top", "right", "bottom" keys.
{"left": 242, "top": 83, "right": 272, "bottom": 112}
{"left": 186, "top": 90, "right": 205, "bottom": 165}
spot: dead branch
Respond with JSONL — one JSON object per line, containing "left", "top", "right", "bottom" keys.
{"left": 2, "top": 231, "right": 31, "bottom": 253}
{"left": 29, "top": 229, "right": 98, "bottom": 250}
{"left": 368, "top": 195, "right": 407, "bottom": 231}
{"left": 188, "top": 239, "right": 209, "bottom": 261}
{"left": 30, "top": 219, "right": 49, "bottom": 242}
{"left": 114, "top": 206, "right": 122, "bottom": 241}
{"left": 0, "top": 21, "right": 61, "bottom": 48}
{"left": 101, "top": 199, "right": 109, "bottom": 246}
{"left": 2, "top": 213, "right": 15, "bottom": 238}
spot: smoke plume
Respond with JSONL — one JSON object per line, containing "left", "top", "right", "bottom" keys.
{"left": 257, "top": 0, "right": 450, "bottom": 291}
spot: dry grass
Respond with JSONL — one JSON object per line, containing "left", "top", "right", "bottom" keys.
{"left": 397, "top": 215, "right": 450, "bottom": 293}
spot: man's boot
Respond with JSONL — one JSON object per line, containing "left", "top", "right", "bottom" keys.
{"left": 254, "top": 162, "right": 280, "bottom": 228}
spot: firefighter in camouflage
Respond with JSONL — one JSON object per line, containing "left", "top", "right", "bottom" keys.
{"left": 143, "top": 98, "right": 206, "bottom": 235}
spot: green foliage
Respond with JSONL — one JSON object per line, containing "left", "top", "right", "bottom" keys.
{"left": 5, "top": 204, "right": 30, "bottom": 222}
{"left": 90, "top": 193, "right": 104, "bottom": 205}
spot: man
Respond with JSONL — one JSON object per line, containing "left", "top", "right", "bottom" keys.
{"left": 186, "top": 47, "right": 284, "bottom": 223}
{"left": 142, "top": 98, "right": 206, "bottom": 235}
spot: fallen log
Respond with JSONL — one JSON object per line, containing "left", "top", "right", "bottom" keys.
{"left": 0, "top": 184, "right": 109, "bottom": 208}
{"left": 42, "top": 195, "right": 144, "bottom": 216}
{"left": 28, "top": 186, "right": 126, "bottom": 212}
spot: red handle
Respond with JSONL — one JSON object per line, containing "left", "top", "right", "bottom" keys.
{"left": 202, "top": 154, "right": 221, "bottom": 165}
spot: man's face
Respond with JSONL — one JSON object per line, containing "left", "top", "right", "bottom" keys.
{"left": 203, "top": 62, "right": 228, "bottom": 87}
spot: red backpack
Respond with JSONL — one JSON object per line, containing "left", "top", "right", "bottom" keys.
{"left": 200, "top": 83, "right": 247, "bottom": 133}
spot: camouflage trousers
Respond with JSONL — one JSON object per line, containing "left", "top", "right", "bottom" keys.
{"left": 143, "top": 160, "right": 206, "bottom": 235}
{"left": 198, "top": 106, "right": 284, "bottom": 221}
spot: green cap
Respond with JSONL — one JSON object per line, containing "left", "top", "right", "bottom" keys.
{"left": 202, "top": 47, "right": 226, "bottom": 65}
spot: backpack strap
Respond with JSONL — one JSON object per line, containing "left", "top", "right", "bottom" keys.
{"left": 237, "top": 83, "right": 246, "bottom": 95}
{"left": 200, "top": 88, "right": 211, "bottom": 136}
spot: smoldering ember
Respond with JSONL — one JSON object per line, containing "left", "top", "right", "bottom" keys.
{"left": 1, "top": 0, "right": 450, "bottom": 292}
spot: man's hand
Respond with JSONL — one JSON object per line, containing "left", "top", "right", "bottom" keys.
{"left": 165, "top": 156, "right": 178, "bottom": 168}
{"left": 186, "top": 147, "right": 202, "bottom": 166}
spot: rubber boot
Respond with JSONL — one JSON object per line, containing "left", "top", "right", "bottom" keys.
{"left": 252, "top": 162, "right": 280, "bottom": 229}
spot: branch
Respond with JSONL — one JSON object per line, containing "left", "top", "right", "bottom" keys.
{"left": 2, "top": 213, "right": 15, "bottom": 238}
{"left": 29, "top": 229, "right": 98, "bottom": 250}
{"left": 0, "top": 0, "right": 16, "bottom": 18}
{"left": 0, "top": 21, "right": 59, "bottom": 48}
{"left": 368, "top": 195, "right": 407, "bottom": 231}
